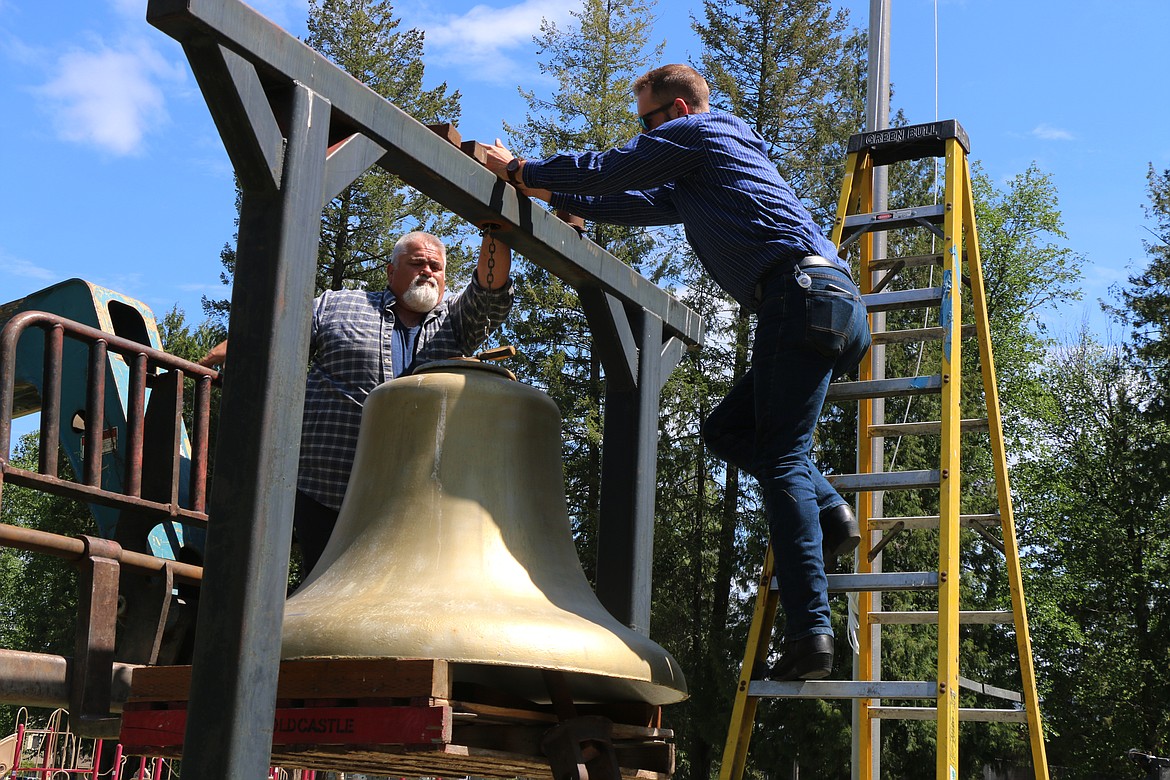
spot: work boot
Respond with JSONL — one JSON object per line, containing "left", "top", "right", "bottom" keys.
{"left": 821, "top": 503, "right": 861, "bottom": 562}
{"left": 765, "top": 634, "right": 834, "bottom": 681}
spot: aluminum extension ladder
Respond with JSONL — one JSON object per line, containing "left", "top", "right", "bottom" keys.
{"left": 718, "top": 120, "right": 1049, "bottom": 780}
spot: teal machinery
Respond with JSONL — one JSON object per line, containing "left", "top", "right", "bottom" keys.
{"left": 0, "top": 279, "right": 205, "bottom": 561}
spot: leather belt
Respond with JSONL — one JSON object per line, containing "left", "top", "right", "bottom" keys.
{"left": 797, "top": 255, "right": 846, "bottom": 273}
{"left": 752, "top": 255, "right": 853, "bottom": 310}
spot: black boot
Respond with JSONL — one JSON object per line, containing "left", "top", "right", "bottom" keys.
{"left": 821, "top": 503, "right": 861, "bottom": 561}
{"left": 765, "top": 634, "right": 834, "bottom": 681}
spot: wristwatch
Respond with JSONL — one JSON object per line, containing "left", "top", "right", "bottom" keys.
{"left": 505, "top": 157, "right": 525, "bottom": 185}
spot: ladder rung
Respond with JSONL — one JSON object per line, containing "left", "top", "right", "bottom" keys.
{"left": 748, "top": 680, "right": 936, "bottom": 700}
{"left": 862, "top": 286, "right": 944, "bottom": 312}
{"left": 827, "top": 470, "right": 939, "bottom": 492}
{"left": 870, "top": 513, "right": 999, "bottom": 530}
{"left": 869, "top": 707, "right": 1027, "bottom": 723}
{"left": 868, "top": 253, "right": 944, "bottom": 271}
{"left": 843, "top": 204, "right": 946, "bottom": 234}
{"left": 827, "top": 572, "right": 939, "bottom": 592}
{"left": 869, "top": 610, "right": 1014, "bottom": 625}
{"left": 827, "top": 375, "right": 942, "bottom": 401}
{"left": 871, "top": 324, "right": 977, "bottom": 345}
{"left": 868, "top": 418, "right": 989, "bottom": 437}
{"left": 959, "top": 676, "right": 1023, "bottom": 703}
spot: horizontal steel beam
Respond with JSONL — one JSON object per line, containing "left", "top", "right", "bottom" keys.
{"left": 146, "top": 0, "right": 702, "bottom": 346}
{"left": 0, "top": 649, "right": 135, "bottom": 711}
{"left": 0, "top": 522, "right": 203, "bottom": 586}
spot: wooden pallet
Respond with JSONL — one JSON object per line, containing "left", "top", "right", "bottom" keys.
{"left": 121, "top": 658, "right": 674, "bottom": 779}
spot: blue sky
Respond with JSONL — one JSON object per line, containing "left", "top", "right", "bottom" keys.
{"left": 1, "top": 0, "right": 1167, "bottom": 343}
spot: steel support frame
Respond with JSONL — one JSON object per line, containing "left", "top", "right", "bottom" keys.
{"left": 143, "top": 1, "right": 702, "bottom": 777}
{"left": 71, "top": 535, "right": 123, "bottom": 738}
{"left": 583, "top": 292, "right": 686, "bottom": 634}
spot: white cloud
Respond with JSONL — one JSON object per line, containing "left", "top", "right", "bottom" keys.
{"left": 421, "top": 0, "right": 577, "bottom": 85}
{"left": 37, "top": 37, "right": 186, "bottom": 156}
{"left": 1032, "top": 123, "right": 1074, "bottom": 141}
{"left": 108, "top": 0, "right": 145, "bottom": 19}
{"left": 0, "top": 251, "right": 56, "bottom": 283}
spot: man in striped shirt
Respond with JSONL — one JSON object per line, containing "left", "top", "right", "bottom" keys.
{"left": 484, "top": 64, "right": 869, "bottom": 680}
{"left": 200, "top": 229, "right": 514, "bottom": 572}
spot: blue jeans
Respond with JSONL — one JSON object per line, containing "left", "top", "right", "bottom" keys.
{"left": 703, "top": 263, "right": 870, "bottom": 640}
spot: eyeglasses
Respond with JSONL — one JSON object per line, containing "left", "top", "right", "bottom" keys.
{"left": 637, "top": 102, "right": 675, "bottom": 131}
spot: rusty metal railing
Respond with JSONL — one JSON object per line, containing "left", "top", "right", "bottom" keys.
{"left": 0, "top": 310, "right": 217, "bottom": 736}
{"left": 0, "top": 310, "right": 219, "bottom": 522}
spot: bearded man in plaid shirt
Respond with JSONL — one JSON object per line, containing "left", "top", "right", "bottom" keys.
{"left": 201, "top": 229, "right": 514, "bottom": 571}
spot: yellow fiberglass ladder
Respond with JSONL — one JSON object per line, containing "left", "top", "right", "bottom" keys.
{"left": 718, "top": 120, "right": 1049, "bottom": 780}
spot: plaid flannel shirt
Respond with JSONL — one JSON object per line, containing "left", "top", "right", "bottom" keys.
{"left": 298, "top": 276, "right": 514, "bottom": 509}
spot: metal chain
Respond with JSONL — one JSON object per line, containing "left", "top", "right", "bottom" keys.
{"left": 482, "top": 223, "right": 499, "bottom": 289}
{"left": 480, "top": 223, "right": 502, "bottom": 347}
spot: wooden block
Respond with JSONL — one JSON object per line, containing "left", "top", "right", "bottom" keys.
{"left": 277, "top": 658, "right": 451, "bottom": 700}
{"left": 268, "top": 743, "right": 672, "bottom": 780}
{"left": 555, "top": 210, "right": 586, "bottom": 233}
{"left": 426, "top": 122, "right": 462, "bottom": 147}
{"left": 128, "top": 658, "right": 451, "bottom": 702}
{"left": 461, "top": 140, "right": 488, "bottom": 165}
{"left": 121, "top": 704, "right": 452, "bottom": 751}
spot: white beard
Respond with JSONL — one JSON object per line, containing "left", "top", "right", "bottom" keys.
{"left": 399, "top": 278, "right": 440, "bottom": 313}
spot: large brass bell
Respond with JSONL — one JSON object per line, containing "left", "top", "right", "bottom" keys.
{"left": 280, "top": 360, "right": 687, "bottom": 706}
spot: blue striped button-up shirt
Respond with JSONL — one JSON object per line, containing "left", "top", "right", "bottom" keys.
{"left": 522, "top": 111, "right": 842, "bottom": 309}
{"left": 298, "top": 277, "right": 514, "bottom": 509}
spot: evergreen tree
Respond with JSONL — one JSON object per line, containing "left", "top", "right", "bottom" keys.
{"left": 498, "top": 0, "right": 668, "bottom": 577}
{"left": 1116, "top": 165, "right": 1170, "bottom": 410}
{"left": 694, "top": 0, "right": 859, "bottom": 225}
{"left": 307, "top": 0, "right": 465, "bottom": 292}
{"left": 205, "top": 0, "right": 466, "bottom": 319}
{"left": 1014, "top": 332, "right": 1170, "bottom": 776}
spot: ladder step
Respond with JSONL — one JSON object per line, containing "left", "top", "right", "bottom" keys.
{"left": 769, "top": 572, "right": 938, "bottom": 594}
{"left": 869, "top": 610, "right": 1014, "bottom": 625}
{"left": 871, "top": 324, "right": 977, "bottom": 345}
{"left": 843, "top": 204, "right": 946, "bottom": 235}
{"left": 827, "top": 470, "right": 939, "bottom": 492}
{"left": 827, "top": 375, "right": 942, "bottom": 401}
{"left": 869, "top": 707, "right": 1027, "bottom": 723}
{"left": 868, "top": 418, "right": 989, "bottom": 437}
{"left": 748, "top": 680, "right": 936, "bottom": 700}
{"left": 959, "top": 675, "right": 1023, "bottom": 703}
{"left": 862, "top": 286, "right": 944, "bottom": 312}
{"left": 870, "top": 513, "right": 999, "bottom": 530}
{"left": 868, "top": 253, "right": 944, "bottom": 271}
{"left": 827, "top": 572, "right": 939, "bottom": 592}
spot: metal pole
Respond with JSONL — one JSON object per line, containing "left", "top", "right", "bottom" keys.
{"left": 854, "top": 2, "right": 891, "bottom": 779}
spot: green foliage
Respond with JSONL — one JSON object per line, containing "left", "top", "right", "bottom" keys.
{"left": 1116, "top": 166, "right": 1170, "bottom": 409}
{"left": 0, "top": 434, "right": 93, "bottom": 735}
{"left": 307, "top": 0, "right": 466, "bottom": 293}
{"left": 498, "top": 0, "right": 670, "bottom": 579}
{"left": 1014, "top": 333, "right": 1170, "bottom": 775}
{"left": 694, "top": 0, "right": 861, "bottom": 226}
{"left": 205, "top": 0, "right": 470, "bottom": 320}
